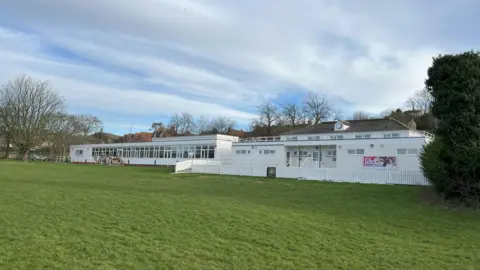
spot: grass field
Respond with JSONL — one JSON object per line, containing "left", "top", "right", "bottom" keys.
{"left": 0, "top": 162, "right": 479, "bottom": 269}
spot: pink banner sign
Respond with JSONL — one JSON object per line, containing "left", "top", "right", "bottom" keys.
{"left": 363, "top": 156, "right": 397, "bottom": 169}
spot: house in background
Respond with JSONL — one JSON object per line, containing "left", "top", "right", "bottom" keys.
{"left": 121, "top": 132, "right": 153, "bottom": 143}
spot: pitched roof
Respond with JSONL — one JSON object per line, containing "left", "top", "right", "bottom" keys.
{"left": 281, "top": 118, "right": 412, "bottom": 135}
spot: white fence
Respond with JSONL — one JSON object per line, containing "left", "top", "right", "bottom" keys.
{"left": 184, "top": 163, "right": 430, "bottom": 186}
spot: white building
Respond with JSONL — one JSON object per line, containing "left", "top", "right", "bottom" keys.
{"left": 70, "top": 118, "right": 433, "bottom": 185}
{"left": 70, "top": 134, "right": 239, "bottom": 166}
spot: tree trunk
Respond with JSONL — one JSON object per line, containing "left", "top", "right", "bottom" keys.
{"left": 5, "top": 135, "right": 10, "bottom": 158}
{"left": 22, "top": 149, "right": 30, "bottom": 161}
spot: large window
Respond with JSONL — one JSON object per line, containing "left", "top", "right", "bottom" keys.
{"left": 330, "top": 135, "right": 344, "bottom": 140}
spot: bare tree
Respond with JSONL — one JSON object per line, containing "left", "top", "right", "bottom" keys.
{"left": 353, "top": 111, "right": 369, "bottom": 120}
{"left": 303, "top": 92, "right": 333, "bottom": 124}
{"left": 168, "top": 112, "right": 195, "bottom": 136}
{"left": 257, "top": 101, "right": 280, "bottom": 135}
{"left": 281, "top": 103, "right": 303, "bottom": 127}
{"left": 332, "top": 107, "right": 344, "bottom": 120}
{"left": 76, "top": 115, "right": 102, "bottom": 143}
{"left": 415, "top": 88, "right": 433, "bottom": 113}
{"left": 179, "top": 112, "right": 195, "bottom": 135}
{"left": 404, "top": 88, "right": 433, "bottom": 113}
{"left": 194, "top": 116, "right": 212, "bottom": 134}
{"left": 380, "top": 108, "right": 394, "bottom": 118}
{"left": 210, "top": 116, "right": 235, "bottom": 134}
{"left": 46, "top": 113, "right": 81, "bottom": 157}
{"left": 0, "top": 75, "right": 65, "bottom": 160}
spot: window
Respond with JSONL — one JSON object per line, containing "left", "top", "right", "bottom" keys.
{"left": 236, "top": 150, "right": 241, "bottom": 154}
{"left": 307, "top": 136, "right": 320, "bottom": 140}
{"left": 385, "top": 132, "right": 400, "bottom": 138}
{"left": 327, "top": 150, "right": 336, "bottom": 157}
{"left": 355, "top": 134, "right": 372, "bottom": 139}
{"left": 407, "top": 149, "right": 417, "bottom": 155}
{"left": 208, "top": 148, "right": 215, "bottom": 159}
{"left": 397, "top": 148, "right": 417, "bottom": 155}
{"left": 287, "top": 136, "right": 298, "bottom": 141}
{"left": 75, "top": 150, "right": 83, "bottom": 156}
{"left": 330, "top": 135, "right": 344, "bottom": 140}
{"left": 347, "top": 149, "right": 364, "bottom": 155}
{"left": 259, "top": 150, "right": 262, "bottom": 154}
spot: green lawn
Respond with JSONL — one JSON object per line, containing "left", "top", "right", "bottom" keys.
{"left": 0, "top": 162, "right": 479, "bottom": 269}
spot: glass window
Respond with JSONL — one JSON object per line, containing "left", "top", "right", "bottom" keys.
{"left": 356, "top": 149, "right": 364, "bottom": 155}
{"left": 236, "top": 150, "right": 241, "bottom": 154}
{"left": 364, "top": 134, "right": 371, "bottom": 138}
{"left": 397, "top": 149, "right": 407, "bottom": 155}
{"left": 195, "top": 147, "right": 201, "bottom": 158}
{"left": 355, "top": 135, "right": 362, "bottom": 139}
{"left": 259, "top": 150, "right": 263, "bottom": 154}
{"left": 208, "top": 149, "right": 215, "bottom": 158}
{"left": 392, "top": 133, "right": 400, "bottom": 138}
{"left": 270, "top": 150, "right": 276, "bottom": 154}
{"left": 347, "top": 149, "right": 355, "bottom": 155}
{"left": 172, "top": 146, "right": 177, "bottom": 158}
{"left": 407, "top": 149, "right": 417, "bottom": 155}
{"left": 241, "top": 150, "right": 247, "bottom": 154}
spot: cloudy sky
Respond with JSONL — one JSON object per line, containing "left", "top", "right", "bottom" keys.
{"left": 0, "top": 1, "right": 478, "bottom": 134}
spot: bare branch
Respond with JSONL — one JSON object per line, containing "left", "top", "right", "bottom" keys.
{"left": 303, "top": 92, "right": 333, "bottom": 124}
{"left": 281, "top": 103, "right": 303, "bottom": 127}
{"left": 353, "top": 111, "right": 369, "bottom": 120}
{"left": 0, "top": 75, "right": 65, "bottom": 159}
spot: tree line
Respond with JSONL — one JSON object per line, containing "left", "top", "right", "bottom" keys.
{"left": 0, "top": 74, "right": 435, "bottom": 159}
{"left": 0, "top": 75, "right": 102, "bottom": 160}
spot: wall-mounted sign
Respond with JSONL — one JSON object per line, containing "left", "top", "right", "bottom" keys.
{"left": 363, "top": 156, "right": 397, "bottom": 170}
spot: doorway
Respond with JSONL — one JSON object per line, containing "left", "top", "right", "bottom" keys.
{"left": 164, "top": 150, "right": 172, "bottom": 159}
{"left": 201, "top": 149, "right": 208, "bottom": 159}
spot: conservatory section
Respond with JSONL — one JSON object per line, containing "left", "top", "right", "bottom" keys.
{"left": 91, "top": 144, "right": 216, "bottom": 160}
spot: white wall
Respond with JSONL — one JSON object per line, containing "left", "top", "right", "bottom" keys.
{"left": 230, "top": 144, "right": 285, "bottom": 166}
{"left": 336, "top": 137, "right": 426, "bottom": 171}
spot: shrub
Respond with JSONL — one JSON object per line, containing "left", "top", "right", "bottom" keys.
{"left": 420, "top": 138, "right": 447, "bottom": 195}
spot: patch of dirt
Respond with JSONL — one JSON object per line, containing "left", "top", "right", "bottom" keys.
{"left": 419, "top": 186, "right": 444, "bottom": 205}
{"left": 419, "top": 186, "right": 476, "bottom": 211}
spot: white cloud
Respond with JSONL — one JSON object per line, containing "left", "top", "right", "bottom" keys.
{"left": 0, "top": 0, "right": 467, "bottom": 125}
